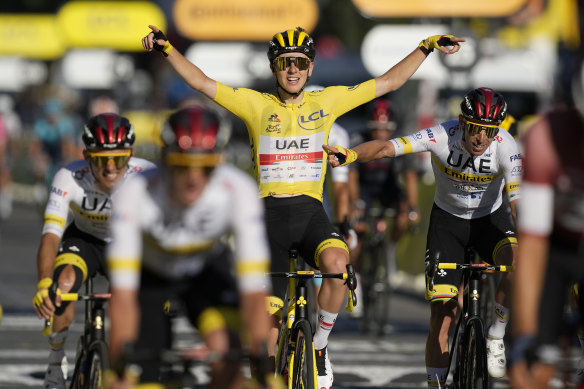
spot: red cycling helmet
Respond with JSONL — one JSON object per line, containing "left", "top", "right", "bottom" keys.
{"left": 160, "top": 106, "right": 230, "bottom": 167}
{"left": 83, "top": 113, "right": 135, "bottom": 150}
{"left": 460, "top": 87, "right": 507, "bottom": 124}
{"left": 367, "top": 99, "right": 396, "bottom": 131}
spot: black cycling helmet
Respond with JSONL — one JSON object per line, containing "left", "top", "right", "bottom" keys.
{"left": 367, "top": 99, "right": 397, "bottom": 131}
{"left": 460, "top": 87, "right": 507, "bottom": 125}
{"left": 160, "top": 106, "right": 230, "bottom": 167}
{"left": 82, "top": 113, "right": 135, "bottom": 150}
{"left": 267, "top": 27, "right": 316, "bottom": 63}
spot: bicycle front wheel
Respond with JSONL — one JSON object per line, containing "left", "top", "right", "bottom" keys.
{"left": 460, "top": 318, "right": 488, "bottom": 389}
{"left": 289, "top": 319, "right": 316, "bottom": 389}
{"left": 84, "top": 341, "right": 108, "bottom": 389}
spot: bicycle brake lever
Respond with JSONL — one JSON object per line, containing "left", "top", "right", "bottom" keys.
{"left": 345, "top": 264, "right": 358, "bottom": 308}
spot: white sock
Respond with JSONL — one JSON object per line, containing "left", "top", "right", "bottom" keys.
{"left": 313, "top": 309, "right": 337, "bottom": 350}
{"left": 48, "top": 330, "right": 68, "bottom": 365}
{"left": 488, "top": 303, "right": 509, "bottom": 339}
{"left": 426, "top": 366, "right": 448, "bottom": 388}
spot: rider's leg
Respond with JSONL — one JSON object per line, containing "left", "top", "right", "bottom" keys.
{"left": 425, "top": 300, "right": 457, "bottom": 388}
{"left": 45, "top": 262, "right": 84, "bottom": 388}
{"left": 489, "top": 243, "right": 516, "bottom": 339}
{"left": 314, "top": 246, "right": 349, "bottom": 349}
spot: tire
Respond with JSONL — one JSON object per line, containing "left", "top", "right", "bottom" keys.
{"left": 460, "top": 318, "right": 488, "bottom": 389}
{"left": 84, "top": 341, "right": 109, "bottom": 389}
{"left": 361, "top": 238, "right": 390, "bottom": 335}
{"left": 69, "top": 337, "right": 86, "bottom": 389}
{"left": 479, "top": 274, "right": 496, "bottom": 330}
{"left": 275, "top": 325, "right": 291, "bottom": 381}
{"left": 289, "top": 319, "right": 316, "bottom": 389}
{"left": 372, "top": 242, "right": 391, "bottom": 336}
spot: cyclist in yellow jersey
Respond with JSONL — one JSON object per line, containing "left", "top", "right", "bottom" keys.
{"left": 142, "top": 25, "right": 464, "bottom": 389}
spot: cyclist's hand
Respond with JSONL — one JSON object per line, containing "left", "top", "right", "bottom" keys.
{"left": 33, "top": 278, "right": 59, "bottom": 319}
{"left": 419, "top": 35, "right": 465, "bottom": 54}
{"left": 322, "top": 144, "right": 358, "bottom": 167}
{"left": 142, "top": 25, "right": 174, "bottom": 57}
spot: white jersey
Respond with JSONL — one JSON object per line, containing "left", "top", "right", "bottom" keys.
{"left": 42, "top": 157, "right": 156, "bottom": 242}
{"left": 328, "top": 122, "right": 349, "bottom": 183}
{"left": 107, "top": 164, "right": 271, "bottom": 294}
{"left": 390, "top": 120, "right": 521, "bottom": 219}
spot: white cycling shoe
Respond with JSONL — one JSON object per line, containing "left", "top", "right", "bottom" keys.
{"left": 316, "top": 347, "right": 333, "bottom": 389}
{"left": 486, "top": 336, "right": 506, "bottom": 378}
{"left": 43, "top": 356, "right": 67, "bottom": 389}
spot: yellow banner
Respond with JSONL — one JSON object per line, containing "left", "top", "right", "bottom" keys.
{"left": 57, "top": 1, "right": 166, "bottom": 50}
{"left": 0, "top": 15, "right": 65, "bottom": 59}
{"left": 173, "top": 0, "right": 319, "bottom": 41}
{"left": 351, "top": 0, "right": 528, "bottom": 17}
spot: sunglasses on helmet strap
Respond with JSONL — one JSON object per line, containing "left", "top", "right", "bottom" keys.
{"left": 461, "top": 118, "right": 500, "bottom": 139}
{"left": 273, "top": 56, "right": 311, "bottom": 71}
{"left": 88, "top": 151, "right": 131, "bottom": 169}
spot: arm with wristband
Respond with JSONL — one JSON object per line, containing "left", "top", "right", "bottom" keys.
{"left": 373, "top": 34, "right": 464, "bottom": 97}
{"left": 142, "top": 25, "right": 218, "bottom": 99}
{"left": 323, "top": 139, "right": 397, "bottom": 168}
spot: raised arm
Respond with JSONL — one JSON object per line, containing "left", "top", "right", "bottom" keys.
{"left": 374, "top": 35, "right": 465, "bottom": 98}
{"left": 142, "top": 25, "right": 217, "bottom": 99}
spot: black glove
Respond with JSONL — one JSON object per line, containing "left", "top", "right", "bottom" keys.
{"left": 152, "top": 29, "right": 173, "bottom": 57}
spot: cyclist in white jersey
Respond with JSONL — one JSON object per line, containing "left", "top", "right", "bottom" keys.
{"left": 106, "top": 107, "right": 274, "bottom": 389}
{"left": 325, "top": 87, "right": 521, "bottom": 387}
{"left": 32, "top": 113, "right": 155, "bottom": 389}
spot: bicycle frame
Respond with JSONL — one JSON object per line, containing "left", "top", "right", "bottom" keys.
{"left": 53, "top": 279, "right": 111, "bottom": 389}
{"left": 270, "top": 249, "right": 357, "bottom": 389}
{"left": 430, "top": 261, "right": 513, "bottom": 389}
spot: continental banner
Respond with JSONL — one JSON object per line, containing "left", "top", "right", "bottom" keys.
{"left": 173, "top": 0, "right": 319, "bottom": 41}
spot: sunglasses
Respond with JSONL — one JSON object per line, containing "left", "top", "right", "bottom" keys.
{"left": 273, "top": 56, "right": 311, "bottom": 71}
{"left": 88, "top": 151, "right": 131, "bottom": 169}
{"left": 462, "top": 119, "right": 500, "bottom": 138}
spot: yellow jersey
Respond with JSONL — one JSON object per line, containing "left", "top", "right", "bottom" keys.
{"left": 213, "top": 80, "right": 376, "bottom": 201}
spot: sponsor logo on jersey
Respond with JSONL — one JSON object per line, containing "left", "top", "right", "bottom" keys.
{"left": 446, "top": 150, "right": 492, "bottom": 173}
{"left": 50, "top": 186, "right": 68, "bottom": 197}
{"left": 433, "top": 156, "right": 499, "bottom": 183}
{"left": 297, "top": 109, "right": 329, "bottom": 130}
{"left": 509, "top": 154, "right": 521, "bottom": 162}
{"left": 425, "top": 128, "right": 436, "bottom": 143}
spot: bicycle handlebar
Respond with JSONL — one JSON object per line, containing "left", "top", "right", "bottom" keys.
{"left": 267, "top": 263, "right": 358, "bottom": 311}
{"left": 42, "top": 284, "right": 111, "bottom": 335}
{"left": 438, "top": 262, "right": 514, "bottom": 272}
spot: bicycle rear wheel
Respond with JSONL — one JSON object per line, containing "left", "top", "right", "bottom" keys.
{"left": 289, "top": 320, "right": 316, "bottom": 389}
{"left": 84, "top": 341, "right": 108, "bottom": 389}
{"left": 459, "top": 318, "right": 488, "bottom": 389}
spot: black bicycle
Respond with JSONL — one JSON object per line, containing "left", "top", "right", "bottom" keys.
{"left": 269, "top": 248, "right": 357, "bottom": 389}
{"left": 428, "top": 256, "right": 513, "bottom": 389}
{"left": 360, "top": 207, "right": 394, "bottom": 336}
{"left": 45, "top": 279, "right": 110, "bottom": 389}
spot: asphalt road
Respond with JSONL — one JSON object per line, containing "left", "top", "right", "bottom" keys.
{"left": 0, "top": 201, "right": 578, "bottom": 388}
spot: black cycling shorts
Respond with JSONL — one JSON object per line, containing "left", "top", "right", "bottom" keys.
{"left": 54, "top": 223, "right": 108, "bottom": 282}
{"left": 134, "top": 244, "right": 240, "bottom": 382}
{"left": 264, "top": 195, "right": 347, "bottom": 299}
{"left": 425, "top": 203, "right": 517, "bottom": 302}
